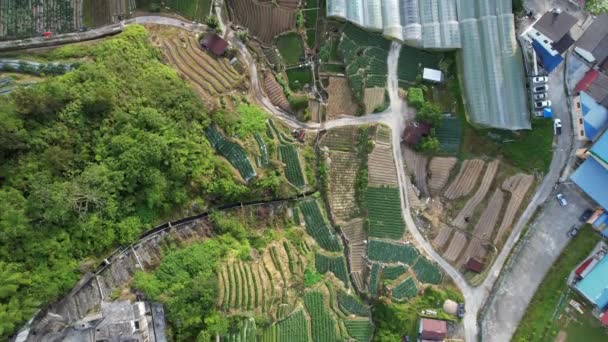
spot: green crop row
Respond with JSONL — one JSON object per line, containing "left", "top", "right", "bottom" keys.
{"left": 392, "top": 277, "right": 418, "bottom": 301}
{"left": 412, "top": 257, "right": 443, "bottom": 285}
{"left": 299, "top": 200, "right": 341, "bottom": 252}
{"left": 204, "top": 125, "right": 256, "bottom": 181}
{"left": 304, "top": 291, "right": 339, "bottom": 342}
{"left": 369, "top": 263, "right": 381, "bottom": 296}
{"left": 338, "top": 290, "right": 370, "bottom": 317}
{"left": 345, "top": 318, "right": 375, "bottom": 342}
{"left": 368, "top": 239, "right": 419, "bottom": 265}
{"left": 382, "top": 264, "right": 408, "bottom": 280}
{"left": 365, "top": 187, "right": 405, "bottom": 239}
{"left": 315, "top": 253, "right": 349, "bottom": 288}
{"left": 279, "top": 144, "right": 306, "bottom": 187}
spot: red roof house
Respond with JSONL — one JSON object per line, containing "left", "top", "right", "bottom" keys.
{"left": 200, "top": 32, "right": 228, "bottom": 56}
{"left": 419, "top": 318, "right": 447, "bottom": 341}
{"left": 402, "top": 122, "right": 430, "bottom": 145}
{"left": 575, "top": 69, "right": 599, "bottom": 93}
{"left": 464, "top": 258, "right": 484, "bottom": 273}
{"left": 575, "top": 258, "right": 594, "bottom": 277}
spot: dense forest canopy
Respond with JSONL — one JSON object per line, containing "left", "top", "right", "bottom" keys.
{"left": 0, "top": 25, "right": 276, "bottom": 337}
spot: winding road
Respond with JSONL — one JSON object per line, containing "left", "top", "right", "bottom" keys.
{"left": 6, "top": 14, "right": 576, "bottom": 342}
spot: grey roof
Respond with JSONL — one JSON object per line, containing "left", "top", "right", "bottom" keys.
{"left": 533, "top": 11, "right": 577, "bottom": 42}
{"left": 588, "top": 71, "right": 608, "bottom": 106}
{"left": 576, "top": 13, "right": 608, "bottom": 63}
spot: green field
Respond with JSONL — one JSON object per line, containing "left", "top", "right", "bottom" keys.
{"left": 163, "top": 0, "right": 212, "bottom": 21}
{"left": 513, "top": 226, "right": 603, "bottom": 341}
{"left": 365, "top": 187, "right": 406, "bottom": 239}
{"left": 276, "top": 32, "right": 305, "bottom": 65}
{"left": 436, "top": 117, "right": 462, "bottom": 154}
{"left": 285, "top": 67, "right": 313, "bottom": 91}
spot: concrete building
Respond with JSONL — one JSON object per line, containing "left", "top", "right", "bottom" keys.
{"left": 572, "top": 243, "right": 608, "bottom": 313}
{"left": 571, "top": 129, "right": 608, "bottom": 211}
{"left": 575, "top": 13, "right": 608, "bottom": 65}
{"left": 528, "top": 10, "right": 577, "bottom": 73}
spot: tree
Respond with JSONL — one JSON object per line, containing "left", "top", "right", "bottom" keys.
{"left": 407, "top": 87, "right": 424, "bottom": 109}
{"left": 416, "top": 102, "right": 442, "bottom": 127}
{"left": 418, "top": 136, "right": 441, "bottom": 154}
{"left": 205, "top": 15, "right": 219, "bottom": 30}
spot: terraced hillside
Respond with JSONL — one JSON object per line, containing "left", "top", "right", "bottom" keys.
{"left": 227, "top": 0, "right": 297, "bottom": 44}
{"left": 0, "top": 0, "right": 83, "bottom": 39}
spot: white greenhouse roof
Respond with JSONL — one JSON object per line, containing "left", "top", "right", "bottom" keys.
{"left": 423, "top": 68, "right": 443, "bottom": 82}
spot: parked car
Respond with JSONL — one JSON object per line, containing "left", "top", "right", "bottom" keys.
{"left": 532, "top": 76, "right": 548, "bottom": 84}
{"left": 554, "top": 118, "right": 562, "bottom": 135}
{"left": 534, "top": 85, "right": 549, "bottom": 93}
{"left": 457, "top": 303, "right": 466, "bottom": 318}
{"left": 556, "top": 193, "right": 568, "bottom": 206}
{"left": 568, "top": 225, "right": 580, "bottom": 238}
{"left": 534, "top": 92, "right": 548, "bottom": 100}
{"left": 535, "top": 100, "right": 552, "bottom": 109}
{"left": 580, "top": 209, "right": 593, "bottom": 222}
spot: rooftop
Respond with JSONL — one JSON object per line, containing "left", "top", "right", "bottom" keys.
{"left": 534, "top": 11, "right": 578, "bottom": 42}
{"left": 419, "top": 318, "right": 447, "bottom": 341}
{"left": 580, "top": 91, "right": 608, "bottom": 140}
{"left": 200, "top": 32, "right": 228, "bottom": 56}
{"left": 403, "top": 122, "right": 430, "bottom": 145}
{"left": 590, "top": 129, "right": 608, "bottom": 165}
{"left": 576, "top": 13, "right": 608, "bottom": 64}
{"left": 571, "top": 157, "right": 608, "bottom": 210}
{"left": 575, "top": 253, "right": 608, "bottom": 310}
{"left": 464, "top": 258, "right": 484, "bottom": 273}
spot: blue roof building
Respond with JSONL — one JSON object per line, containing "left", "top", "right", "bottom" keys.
{"left": 580, "top": 91, "right": 608, "bottom": 140}
{"left": 572, "top": 130, "right": 608, "bottom": 210}
{"left": 590, "top": 130, "right": 608, "bottom": 166}
{"left": 575, "top": 254, "right": 608, "bottom": 310}
{"left": 532, "top": 40, "right": 564, "bottom": 73}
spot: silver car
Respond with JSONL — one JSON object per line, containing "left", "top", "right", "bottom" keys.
{"left": 533, "top": 93, "right": 547, "bottom": 101}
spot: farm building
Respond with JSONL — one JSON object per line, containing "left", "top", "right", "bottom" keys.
{"left": 571, "top": 130, "right": 608, "bottom": 211}
{"left": 200, "top": 33, "right": 229, "bottom": 56}
{"left": 464, "top": 258, "right": 484, "bottom": 273}
{"left": 574, "top": 13, "right": 608, "bottom": 65}
{"left": 327, "top": 0, "right": 529, "bottom": 130}
{"left": 423, "top": 68, "right": 443, "bottom": 83}
{"left": 573, "top": 243, "right": 608, "bottom": 312}
{"left": 526, "top": 10, "right": 577, "bottom": 72}
{"left": 402, "top": 122, "right": 430, "bottom": 145}
{"left": 418, "top": 318, "right": 447, "bottom": 341}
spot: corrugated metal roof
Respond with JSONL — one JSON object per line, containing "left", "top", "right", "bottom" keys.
{"left": 590, "top": 130, "right": 608, "bottom": 164}
{"left": 576, "top": 13, "right": 608, "bottom": 61}
{"left": 533, "top": 11, "right": 577, "bottom": 42}
{"left": 575, "top": 255, "right": 608, "bottom": 309}
{"left": 571, "top": 157, "right": 608, "bottom": 210}
{"left": 580, "top": 91, "right": 608, "bottom": 140}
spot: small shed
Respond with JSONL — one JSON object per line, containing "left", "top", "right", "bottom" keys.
{"left": 464, "top": 258, "right": 484, "bottom": 273}
{"left": 423, "top": 68, "right": 443, "bottom": 83}
{"left": 200, "top": 32, "right": 228, "bottom": 56}
{"left": 402, "top": 122, "right": 430, "bottom": 145}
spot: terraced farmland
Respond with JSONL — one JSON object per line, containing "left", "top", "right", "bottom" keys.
{"left": 364, "top": 87, "right": 386, "bottom": 114}
{"left": 493, "top": 173, "right": 534, "bottom": 245}
{"left": 411, "top": 257, "right": 442, "bottom": 284}
{"left": 278, "top": 144, "right": 306, "bottom": 187}
{"left": 345, "top": 319, "right": 375, "bottom": 342}
{"left": 328, "top": 151, "right": 360, "bottom": 221}
{"left": 227, "top": 0, "right": 297, "bottom": 44}
{"left": 84, "top": 0, "right": 134, "bottom": 27}
{"left": 382, "top": 265, "right": 407, "bottom": 280}
{"left": 338, "top": 291, "right": 370, "bottom": 317}
{"left": 428, "top": 157, "right": 457, "bottom": 195}
{"left": 368, "top": 239, "right": 419, "bottom": 265}
{"left": 320, "top": 126, "right": 360, "bottom": 151}
{"left": 368, "top": 145, "right": 399, "bottom": 187}
{"left": 432, "top": 225, "right": 454, "bottom": 250}
{"left": 391, "top": 277, "right": 418, "bottom": 301}
{"left": 261, "top": 309, "right": 310, "bottom": 342}
{"left": 443, "top": 159, "right": 485, "bottom": 200}
{"left": 369, "top": 263, "right": 381, "bottom": 296}
{"left": 365, "top": 187, "right": 405, "bottom": 239}
{"left": 264, "top": 72, "right": 291, "bottom": 111}
{"left": 205, "top": 125, "right": 256, "bottom": 181}
{"left": 299, "top": 200, "right": 341, "bottom": 252}
{"left": 341, "top": 218, "right": 367, "bottom": 291}
{"left": 304, "top": 290, "right": 341, "bottom": 342}
{"left": 0, "top": 0, "right": 82, "bottom": 40}
{"left": 452, "top": 160, "right": 499, "bottom": 228}
{"left": 444, "top": 231, "right": 467, "bottom": 262}
{"left": 403, "top": 146, "right": 429, "bottom": 196}
{"left": 315, "top": 253, "right": 349, "bottom": 287}
{"left": 326, "top": 77, "right": 359, "bottom": 118}
{"left": 163, "top": 0, "right": 212, "bottom": 22}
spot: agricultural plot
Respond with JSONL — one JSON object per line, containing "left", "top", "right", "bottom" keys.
{"left": 452, "top": 160, "right": 500, "bottom": 228}
{"left": 406, "top": 176, "right": 425, "bottom": 210}
{"left": 428, "top": 157, "right": 457, "bottom": 195}
{"left": 443, "top": 231, "right": 467, "bottom": 262}
{"left": 163, "top": 0, "right": 212, "bottom": 22}
{"left": 493, "top": 174, "right": 534, "bottom": 245}
{"left": 84, "top": 0, "right": 134, "bottom": 27}
{"left": 261, "top": 309, "right": 311, "bottom": 342}
{"left": 204, "top": 126, "right": 256, "bottom": 181}
{"left": 341, "top": 219, "right": 367, "bottom": 292}
{"left": 375, "top": 125, "right": 392, "bottom": 145}
{"left": 368, "top": 239, "right": 419, "bottom": 265}
{"left": 443, "top": 159, "right": 485, "bottom": 200}
{"left": 315, "top": 253, "right": 349, "bottom": 287}
{"left": 224, "top": 317, "right": 257, "bottom": 342}
{"left": 326, "top": 77, "right": 359, "bottom": 119}
{"left": 337, "top": 291, "right": 371, "bottom": 317}
{"left": 403, "top": 146, "right": 429, "bottom": 197}
{"left": 285, "top": 66, "right": 313, "bottom": 91}
{"left": 262, "top": 47, "right": 281, "bottom": 66}
{"left": 0, "top": 0, "right": 82, "bottom": 40}
{"left": 299, "top": 200, "right": 341, "bottom": 252}
{"left": 397, "top": 44, "right": 442, "bottom": 87}
{"left": 432, "top": 225, "right": 454, "bottom": 250}
{"left": 345, "top": 319, "right": 375, "bottom": 342}
{"left": 328, "top": 151, "right": 360, "bottom": 221}
{"left": 473, "top": 189, "right": 505, "bottom": 241}
{"left": 412, "top": 257, "right": 442, "bottom": 284}
{"left": 369, "top": 263, "right": 381, "bottom": 296}
{"left": 365, "top": 187, "right": 406, "bottom": 239}
{"left": 264, "top": 72, "right": 291, "bottom": 111}
{"left": 278, "top": 144, "right": 306, "bottom": 187}
{"left": 320, "top": 125, "right": 360, "bottom": 151}
{"left": 254, "top": 133, "right": 269, "bottom": 167}
{"left": 304, "top": 291, "right": 341, "bottom": 342}
{"left": 391, "top": 277, "right": 418, "bottom": 301}
{"left": 364, "top": 87, "right": 386, "bottom": 114}
{"left": 382, "top": 265, "right": 407, "bottom": 280}
{"left": 276, "top": 32, "right": 304, "bottom": 65}
{"left": 227, "top": 0, "right": 297, "bottom": 44}
{"left": 368, "top": 145, "right": 399, "bottom": 187}
{"left": 436, "top": 117, "right": 462, "bottom": 154}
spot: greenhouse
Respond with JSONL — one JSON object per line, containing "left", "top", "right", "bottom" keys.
{"left": 327, "top": 0, "right": 530, "bottom": 130}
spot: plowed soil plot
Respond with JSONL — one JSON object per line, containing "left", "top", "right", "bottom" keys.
{"left": 320, "top": 126, "right": 359, "bottom": 151}
{"left": 264, "top": 72, "right": 290, "bottom": 111}
{"left": 458, "top": 237, "right": 487, "bottom": 266}
{"left": 368, "top": 145, "right": 398, "bottom": 186}
{"left": 402, "top": 146, "right": 429, "bottom": 197}
{"left": 406, "top": 176, "right": 424, "bottom": 209}
{"left": 493, "top": 174, "right": 534, "bottom": 244}
{"left": 364, "top": 87, "right": 386, "bottom": 114}
{"left": 341, "top": 218, "right": 367, "bottom": 274}
{"left": 428, "top": 157, "right": 457, "bottom": 195}
{"left": 327, "top": 77, "right": 359, "bottom": 118}
{"left": 444, "top": 231, "right": 467, "bottom": 262}
{"left": 452, "top": 160, "right": 499, "bottom": 228}
{"left": 432, "top": 225, "right": 454, "bottom": 250}
{"left": 443, "top": 159, "right": 485, "bottom": 200}
{"left": 459, "top": 190, "right": 504, "bottom": 265}
{"left": 227, "top": 0, "right": 296, "bottom": 44}
{"left": 328, "top": 151, "right": 361, "bottom": 222}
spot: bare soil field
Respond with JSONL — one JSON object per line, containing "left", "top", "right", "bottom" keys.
{"left": 428, "top": 157, "right": 457, "bottom": 195}
{"left": 309, "top": 99, "right": 321, "bottom": 123}
{"left": 328, "top": 151, "right": 361, "bottom": 222}
{"left": 363, "top": 87, "right": 386, "bottom": 114}
{"left": 443, "top": 159, "right": 485, "bottom": 200}
{"left": 457, "top": 237, "right": 488, "bottom": 266}
{"left": 444, "top": 231, "right": 468, "bottom": 262}
{"left": 493, "top": 174, "right": 534, "bottom": 245}
{"left": 369, "top": 145, "right": 398, "bottom": 186}
{"left": 342, "top": 218, "right": 368, "bottom": 290}
{"left": 452, "top": 160, "right": 500, "bottom": 228}
{"left": 227, "top": 0, "right": 296, "bottom": 44}
{"left": 326, "top": 77, "right": 359, "bottom": 119}
{"left": 402, "top": 146, "right": 429, "bottom": 197}
{"left": 406, "top": 175, "right": 425, "bottom": 209}
{"left": 320, "top": 125, "right": 360, "bottom": 151}
{"left": 432, "top": 224, "right": 454, "bottom": 250}
{"left": 264, "top": 72, "right": 290, "bottom": 111}
{"left": 375, "top": 125, "right": 392, "bottom": 145}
